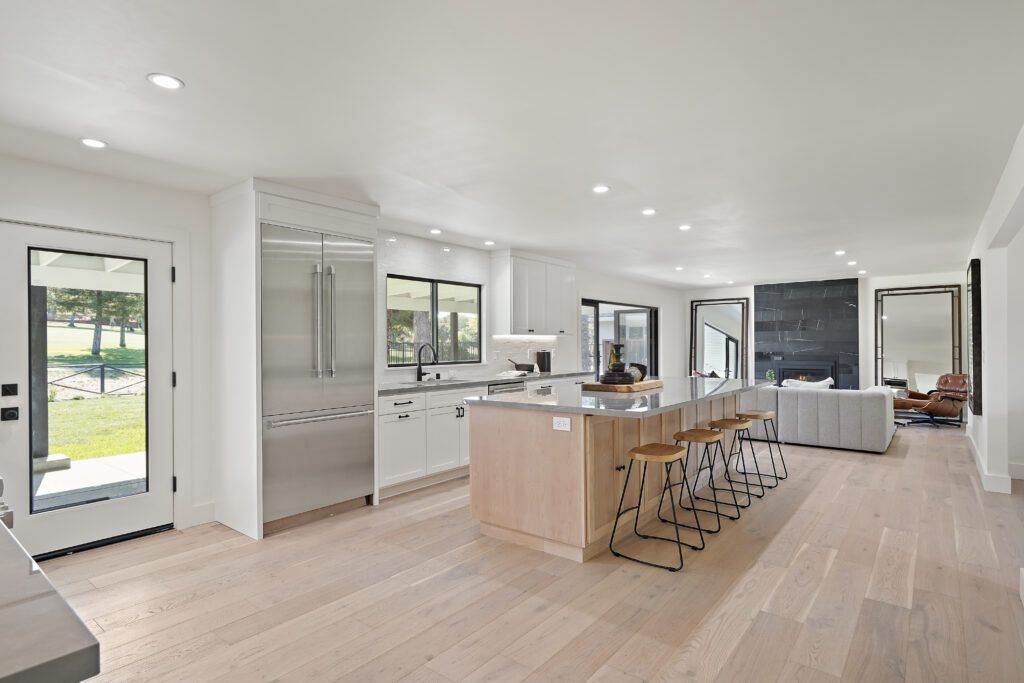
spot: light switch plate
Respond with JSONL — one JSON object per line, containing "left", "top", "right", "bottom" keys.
{"left": 552, "top": 416, "right": 571, "bottom": 431}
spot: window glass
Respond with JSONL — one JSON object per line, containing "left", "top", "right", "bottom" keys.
{"left": 385, "top": 276, "right": 481, "bottom": 366}
{"left": 436, "top": 282, "right": 480, "bottom": 362}
{"left": 386, "top": 277, "right": 432, "bottom": 366}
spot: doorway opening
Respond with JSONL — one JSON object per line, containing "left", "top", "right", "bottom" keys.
{"left": 580, "top": 299, "right": 659, "bottom": 378}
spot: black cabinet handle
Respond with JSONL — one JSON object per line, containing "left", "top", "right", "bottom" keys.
{"left": 615, "top": 465, "right": 625, "bottom": 471}
{"left": 528, "top": 329, "right": 534, "bottom": 332}
{"left": 393, "top": 400, "right": 413, "bottom": 406}
{"left": 398, "top": 414, "right": 410, "bottom": 419}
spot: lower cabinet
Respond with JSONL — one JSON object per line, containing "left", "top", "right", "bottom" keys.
{"left": 427, "top": 406, "right": 461, "bottom": 473}
{"left": 379, "top": 391, "right": 470, "bottom": 488}
{"left": 459, "top": 406, "right": 470, "bottom": 465}
{"left": 379, "top": 411, "right": 427, "bottom": 486}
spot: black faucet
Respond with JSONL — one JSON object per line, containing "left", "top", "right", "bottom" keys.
{"left": 416, "top": 343, "right": 438, "bottom": 381}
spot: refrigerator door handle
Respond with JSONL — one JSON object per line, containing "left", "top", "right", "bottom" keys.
{"left": 328, "top": 264, "right": 336, "bottom": 378}
{"left": 267, "top": 409, "right": 374, "bottom": 429}
{"left": 313, "top": 263, "right": 323, "bottom": 378}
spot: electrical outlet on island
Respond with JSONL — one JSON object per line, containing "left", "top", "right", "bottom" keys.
{"left": 552, "top": 416, "right": 571, "bottom": 431}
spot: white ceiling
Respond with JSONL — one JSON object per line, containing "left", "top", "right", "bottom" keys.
{"left": 2, "top": 1, "right": 1023, "bottom": 288}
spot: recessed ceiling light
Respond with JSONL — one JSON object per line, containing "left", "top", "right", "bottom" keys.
{"left": 484, "top": 240, "right": 495, "bottom": 246}
{"left": 858, "top": 269, "right": 867, "bottom": 275}
{"left": 847, "top": 260, "right": 857, "bottom": 266}
{"left": 386, "top": 236, "right": 397, "bottom": 243}
{"left": 592, "top": 184, "right": 610, "bottom": 194}
{"left": 641, "top": 208, "right": 656, "bottom": 216}
{"left": 442, "top": 247, "right": 451, "bottom": 253}
{"left": 147, "top": 73, "right": 184, "bottom": 90}
{"left": 429, "top": 228, "right": 442, "bottom": 235}
{"left": 881, "top": 315, "right": 889, "bottom": 320}
{"left": 80, "top": 138, "right": 107, "bottom": 149}
{"left": 678, "top": 224, "right": 692, "bottom": 231}
{"left": 674, "top": 266, "right": 683, "bottom": 271}
{"left": 835, "top": 250, "right": 846, "bottom": 256}
{"left": 703, "top": 274, "right": 712, "bottom": 278}
{"left": 727, "top": 281, "right": 735, "bottom": 285}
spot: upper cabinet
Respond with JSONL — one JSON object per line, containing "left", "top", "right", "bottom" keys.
{"left": 492, "top": 251, "right": 577, "bottom": 335}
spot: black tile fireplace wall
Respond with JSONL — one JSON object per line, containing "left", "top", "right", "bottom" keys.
{"left": 754, "top": 278, "right": 860, "bottom": 389}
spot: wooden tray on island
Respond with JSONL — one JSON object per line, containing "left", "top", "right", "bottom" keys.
{"left": 581, "top": 379, "right": 664, "bottom": 393}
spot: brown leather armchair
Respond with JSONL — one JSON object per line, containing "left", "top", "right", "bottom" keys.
{"left": 893, "top": 373, "right": 968, "bottom": 427}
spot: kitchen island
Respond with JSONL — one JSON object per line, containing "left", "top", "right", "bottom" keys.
{"left": 463, "top": 377, "right": 769, "bottom": 561}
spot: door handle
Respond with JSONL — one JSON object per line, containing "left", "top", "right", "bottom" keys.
{"left": 327, "top": 265, "right": 336, "bottom": 378}
{"left": 313, "top": 264, "right": 323, "bottom": 378}
{"left": 267, "top": 409, "right": 374, "bottom": 429}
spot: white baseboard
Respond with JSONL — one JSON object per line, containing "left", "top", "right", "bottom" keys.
{"left": 1009, "top": 462, "right": 1024, "bottom": 480}
{"left": 968, "top": 437, "right": 1013, "bottom": 494}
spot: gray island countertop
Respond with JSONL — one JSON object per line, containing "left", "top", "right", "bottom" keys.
{"left": 464, "top": 377, "right": 770, "bottom": 418}
{"left": 378, "top": 371, "right": 593, "bottom": 396}
{"left": 0, "top": 524, "right": 99, "bottom": 682}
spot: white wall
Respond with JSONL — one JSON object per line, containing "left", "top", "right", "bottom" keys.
{"left": 856, "top": 271, "right": 966, "bottom": 390}
{"left": 963, "top": 122, "right": 1024, "bottom": 492}
{"left": 0, "top": 154, "right": 214, "bottom": 526}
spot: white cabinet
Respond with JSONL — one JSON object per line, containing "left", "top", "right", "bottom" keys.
{"left": 379, "top": 411, "right": 427, "bottom": 486}
{"left": 511, "top": 256, "right": 548, "bottom": 334}
{"left": 427, "top": 406, "right": 461, "bottom": 473}
{"left": 459, "top": 407, "right": 470, "bottom": 465}
{"left": 545, "top": 263, "right": 576, "bottom": 335}
{"left": 492, "top": 251, "right": 576, "bottom": 336}
{"left": 379, "top": 389, "right": 470, "bottom": 490}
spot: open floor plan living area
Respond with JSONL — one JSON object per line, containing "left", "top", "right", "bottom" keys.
{"left": 2, "top": 2, "right": 1024, "bottom": 681}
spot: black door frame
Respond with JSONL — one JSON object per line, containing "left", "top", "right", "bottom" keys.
{"left": 581, "top": 298, "right": 659, "bottom": 379}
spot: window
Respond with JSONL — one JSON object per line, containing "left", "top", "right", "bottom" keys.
{"left": 386, "top": 275, "right": 481, "bottom": 366}
{"left": 580, "top": 299, "right": 659, "bottom": 378}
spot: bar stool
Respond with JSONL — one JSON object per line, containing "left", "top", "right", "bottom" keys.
{"left": 609, "top": 442, "right": 699, "bottom": 572}
{"left": 736, "top": 409, "right": 788, "bottom": 482}
{"left": 673, "top": 428, "right": 742, "bottom": 526}
{"left": 709, "top": 417, "right": 767, "bottom": 504}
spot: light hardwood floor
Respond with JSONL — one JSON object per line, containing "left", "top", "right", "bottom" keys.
{"left": 44, "top": 426, "right": 1024, "bottom": 681}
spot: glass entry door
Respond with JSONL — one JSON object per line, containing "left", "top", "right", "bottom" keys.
{"left": 581, "top": 299, "right": 658, "bottom": 378}
{"left": 0, "top": 221, "right": 173, "bottom": 556}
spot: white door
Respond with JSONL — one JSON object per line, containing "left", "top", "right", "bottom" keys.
{"left": 0, "top": 222, "right": 173, "bottom": 556}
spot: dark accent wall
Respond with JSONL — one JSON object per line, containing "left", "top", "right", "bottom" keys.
{"left": 755, "top": 278, "right": 860, "bottom": 389}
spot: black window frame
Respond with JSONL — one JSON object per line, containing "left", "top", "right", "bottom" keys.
{"left": 580, "top": 298, "right": 659, "bottom": 379}
{"left": 386, "top": 274, "right": 483, "bottom": 367}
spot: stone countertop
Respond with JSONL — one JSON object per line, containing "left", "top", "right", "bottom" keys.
{"left": 0, "top": 524, "right": 99, "bottom": 682}
{"left": 463, "top": 377, "right": 771, "bottom": 418}
{"left": 378, "top": 371, "right": 593, "bottom": 397}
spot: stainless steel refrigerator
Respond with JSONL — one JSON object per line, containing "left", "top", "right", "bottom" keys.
{"left": 260, "top": 222, "right": 374, "bottom": 523}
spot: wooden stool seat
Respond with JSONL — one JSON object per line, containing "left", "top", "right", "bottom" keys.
{"left": 672, "top": 428, "right": 723, "bottom": 444}
{"left": 736, "top": 409, "right": 775, "bottom": 420}
{"left": 628, "top": 442, "right": 686, "bottom": 463}
{"left": 709, "top": 417, "right": 753, "bottom": 431}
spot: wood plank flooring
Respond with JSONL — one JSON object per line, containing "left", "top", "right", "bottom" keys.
{"left": 44, "top": 426, "right": 1024, "bottom": 681}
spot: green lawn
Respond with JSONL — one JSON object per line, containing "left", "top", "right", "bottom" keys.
{"left": 46, "top": 323, "right": 145, "bottom": 365}
{"left": 48, "top": 395, "right": 146, "bottom": 460}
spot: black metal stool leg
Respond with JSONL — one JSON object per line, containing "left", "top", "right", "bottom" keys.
{"left": 609, "top": 459, "right": 685, "bottom": 572}
{"left": 722, "top": 431, "right": 757, "bottom": 506}
{"left": 735, "top": 428, "right": 767, "bottom": 497}
{"left": 667, "top": 444, "right": 724, "bottom": 532}
{"left": 654, "top": 458, "right": 707, "bottom": 550}
{"left": 768, "top": 418, "right": 788, "bottom": 479}
{"left": 740, "top": 423, "right": 780, "bottom": 489}
{"left": 690, "top": 441, "right": 744, "bottom": 518}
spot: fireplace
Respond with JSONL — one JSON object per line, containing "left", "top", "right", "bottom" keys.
{"left": 771, "top": 360, "right": 836, "bottom": 387}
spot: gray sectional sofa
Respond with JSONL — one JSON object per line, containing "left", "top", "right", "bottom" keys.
{"left": 737, "top": 385, "right": 895, "bottom": 453}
